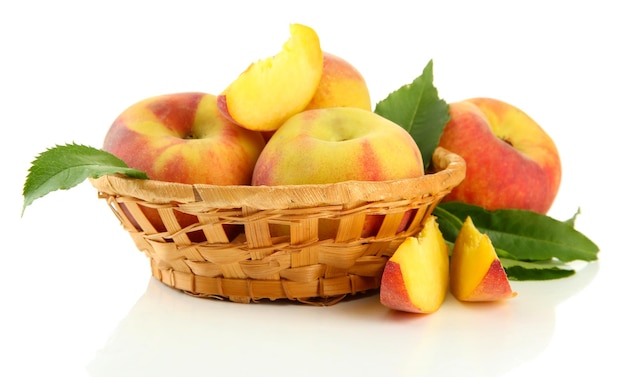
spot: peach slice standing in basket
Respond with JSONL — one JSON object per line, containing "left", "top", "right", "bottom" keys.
{"left": 217, "top": 23, "right": 324, "bottom": 132}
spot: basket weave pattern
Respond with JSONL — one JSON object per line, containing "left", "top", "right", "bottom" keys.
{"left": 91, "top": 147, "right": 465, "bottom": 304}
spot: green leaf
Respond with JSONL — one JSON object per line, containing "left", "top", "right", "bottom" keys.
{"left": 22, "top": 143, "right": 148, "bottom": 216}
{"left": 434, "top": 202, "right": 599, "bottom": 263}
{"left": 564, "top": 207, "right": 582, "bottom": 227}
{"left": 374, "top": 60, "right": 449, "bottom": 170}
{"left": 500, "top": 258, "right": 576, "bottom": 281}
{"left": 431, "top": 204, "right": 464, "bottom": 245}
{"left": 432, "top": 202, "right": 600, "bottom": 280}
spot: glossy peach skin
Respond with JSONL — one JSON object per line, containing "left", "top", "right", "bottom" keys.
{"left": 450, "top": 216, "right": 517, "bottom": 302}
{"left": 102, "top": 92, "right": 266, "bottom": 185}
{"left": 217, "top": 23, "right": 324, "bottom": 132}
{"left": 305, "top": 52, "right": 372, "bottom": 111}
{"left": 379, "top": 216, "right": 450, "bottom": 314}
{"left": 251, "top": 107, "right": 424, "bottom": 186}
{"left": 438, "top": 98, "right": 561, "bottom": 214}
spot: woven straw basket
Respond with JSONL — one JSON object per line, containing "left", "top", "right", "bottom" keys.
{"left": 90, "top": 147, "right": 465, "bottom": 305}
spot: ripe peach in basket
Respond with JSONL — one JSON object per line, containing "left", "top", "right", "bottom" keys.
{"left": 251, "top": 107, "right": 424, "bottom": 186}
{"left": 305, "top": 52, "right": 372, "bottom": 111}
{"left": 102, "top": 92, "right": 266, "bottom": 185}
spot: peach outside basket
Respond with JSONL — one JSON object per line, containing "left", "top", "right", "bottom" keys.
{"left": 90, "top": 147, "right": 466, "bottom": 305}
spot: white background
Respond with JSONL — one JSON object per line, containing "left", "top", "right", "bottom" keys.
{"left": 2, "top": 1, "right": 624, "bottom": 376}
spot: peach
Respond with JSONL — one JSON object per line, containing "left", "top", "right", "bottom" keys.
{"left": 450, "top": 216, "right": 517, "bottom": 302}
{"left": 217, "top": 23, "right": 324, "bottom": 132}
{"left": 305, "top": 52, "right": 371, "bottom": 111}
{"left": 251, "top": 107, "right": 424, "bottom": 186}
{"left": 438, "top": 98, "right": 561, "bottom": 214}
{"left": 102, "top": 92, "right": 266, "bottom": 185}
{"left": 379, "top": 216, "right": 449, "bottom": 313}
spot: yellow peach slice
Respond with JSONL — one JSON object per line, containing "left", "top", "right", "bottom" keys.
{"left": 217, "top": 23, "right": 323, "bottom": 132}
{"left": 379, "top": 216, "right": 449, "bottom": 313}
{"left": 450, "top": 216, "right": 517, "bottom": 302}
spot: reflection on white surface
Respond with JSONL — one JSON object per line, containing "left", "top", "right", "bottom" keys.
{"left": 87, "top": 261, "right": 598, "bottom": 377}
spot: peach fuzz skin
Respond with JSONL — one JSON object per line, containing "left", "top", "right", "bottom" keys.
{"left": 305, "top": 52, "right": 372, "bottom": 111}
{"left": 102, "top": 92, "right": 266, "bottom": 185}
{"left": 438, "top": 98, "right": 561, "bottom": 214}
{"left": 466, "top": 259, "right": 517, "bottom": 301}
{"left": 379, "top": 261, "right": 417, "bottom": 312}
{"left": 251, "top": 107, "right": 424, "bottom": 186}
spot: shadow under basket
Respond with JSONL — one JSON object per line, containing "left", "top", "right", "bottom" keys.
{"left": 90, "top": 147, "right": 466, "bottom": 305}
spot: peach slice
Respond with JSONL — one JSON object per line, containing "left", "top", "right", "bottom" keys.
{"left": 450, "top": 216, "right": 517, "bottom": 302}
{"left": 217, "top": 23, "right": 324, "bottom": 132}
{"left": 379, "top": 216, "right": 449, "bottom": 314}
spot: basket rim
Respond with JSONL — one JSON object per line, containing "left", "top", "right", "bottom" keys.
{"left": 90, "top": 147, "right": 465, "bottom": 209}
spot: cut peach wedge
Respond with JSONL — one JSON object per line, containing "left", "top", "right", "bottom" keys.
{"left": 217, "top": 23, "right": 324, "bottom": 132}
{"left": 379, "top": 216, "right": 449, "bottom": 314}
{"left": 450, "top": 216, "right": 517, "bottom": 302}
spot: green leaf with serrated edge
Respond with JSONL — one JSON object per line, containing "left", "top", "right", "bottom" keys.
{"left": 22, "top": 143, "right": 148, "bottom": 216}
{"left": 434, "top": 202, "right": 600, "bottom": 263}
{"left": 374, "top": 60, "right": 449, "bottom": 170}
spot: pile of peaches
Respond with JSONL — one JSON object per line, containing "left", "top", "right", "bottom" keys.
{"left": 101, "top": 24, "right": 561, "bottom": 314}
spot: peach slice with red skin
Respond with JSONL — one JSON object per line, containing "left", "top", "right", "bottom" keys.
{"left": 217, "top": 23, "right": 323, "bottom": 132}
{"left": 450, "top": 216, "right": 517, "bottom": 302}
{"left": 379, "top": 216, "right": 449, "bottom": 314}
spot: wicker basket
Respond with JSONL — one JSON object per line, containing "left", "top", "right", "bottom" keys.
{"left": 90, "top": 147, "right": 465, "bottom": 304}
